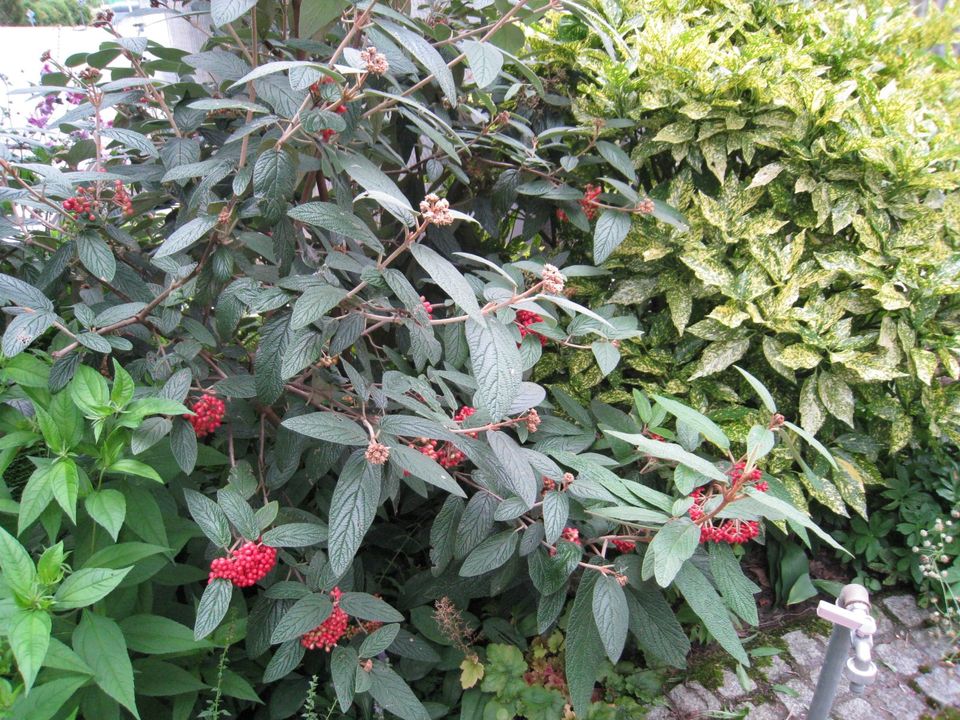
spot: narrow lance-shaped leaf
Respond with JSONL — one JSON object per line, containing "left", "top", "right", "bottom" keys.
{"left": 328, "top": 454, "right": 382, "bottom": 577}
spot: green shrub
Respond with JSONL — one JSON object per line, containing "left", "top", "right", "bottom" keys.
{"left": 0, "top": 2, "right": 848, "bottom": 719}
{"left": 0, "top": 0, "right": 25, "bottom": 25}
{"left": 522, "top": 0, "right": 960, "bottom": 521}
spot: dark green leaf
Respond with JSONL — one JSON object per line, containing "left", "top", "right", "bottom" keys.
{"left": 194, "top": 578, "right": 233, "bottom": 640}
{"left": 674, "top": 563, "right": 749, "bottom": 666}
{"left": 566, "top": 569, "right": 604, "bottom": 718}
{"left": 262, "top": 523, "right": 327, "bottom": 547}
{"left": 466, "top": 316, "right": 522, "bottom": 420}
{"left": 183, "top": 489, "right": 231, "bottom": 548}
{"left": 647, "top": 518, "right": 700, "bottom": 587}
{"left": 368, "top": 663, "right": 431, "bottom": 720}
{"left": 339, "top": 593, "right": 403, "bottom": 622}
{"left": 282, "top": 412, "right": 369, "bottom": 445}
{"left": 592, "top": 574, "right": 628, "bottom": 663}
{"left": 271, "top": 593, "right": 333, "bottom": 643}
{"left": 328, "top": 454, "right": 381, "bottom": 576}
{"left": 331, "top": 646, "right": 357, "bottom": 712}
{"left": 460, "top": 530, "right": 518, "bottom": 577}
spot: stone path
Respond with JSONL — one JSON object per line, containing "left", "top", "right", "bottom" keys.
{"left": 647, "top": 594, "right": 958, "bottom": 719}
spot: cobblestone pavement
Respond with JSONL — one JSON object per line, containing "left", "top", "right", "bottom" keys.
{"left": 647, "top": 594, "right": 958, "bottom": 719}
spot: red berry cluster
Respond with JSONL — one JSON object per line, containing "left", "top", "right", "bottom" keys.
{"left": 689, "top": 476, "right": 768, "bottom": 545}
{"left": 542, "top": 476, "right": 557, "bottom": 492}
{"left": 63, "top": 186, "right": 97, "bottom": 221}
{"left": 580, "top": 184, "right": 602, "bottom": 220}
{"left": 112, "top": 180, "right": 134, "bottom": 217}
{"left": 550, "top": 527, "right": 582, "bottom": 556}
{"left": 344, "top": 618, "right": 384, "bottom": 640}
{"left": 454, "top": 405, "right": 477, "bottom": 436}
{"left": 611, "top": 539, "right": 636, "bottom": 553}
{"left": 208, "top": 541, "right": 277, "bottom": 587}
{"left": 728, "top": 460, "right": 764, "bottom": 486}
{"left": 301, "top": 587, "right": 350, "bottom": 651}
{"left": 186, "top": 394, "right": 225, "bottom": 438}
{"left": 408, "top": 406, "right": 476, "bottom": 468}
{"left": 420, "top": 296, "right": 434, "bottom": 319}
{"left": 516, "top": 310, "right": 547, "bottom": 346}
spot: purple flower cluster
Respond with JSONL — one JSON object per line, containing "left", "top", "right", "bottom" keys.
{"left": 27, "top": 63, "right": 85, "bottom": 129}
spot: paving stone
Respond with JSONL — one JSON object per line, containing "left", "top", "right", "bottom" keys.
{"left": 875, "top": 639, "right": 927, "bottom": 676}
{"left": 868, "top": 683, "right": 929, "bottom": 720}
{"left": 783, "top": 629, "right": 826, "bottom": 668}
{"left": 716, "top": 668, "right": 756, "bottom": 700}
{"left": 776, "top": 678, "right": 815, "bottom": 716}
{"left": 667, "top": 684, "right": 710, "bottom": 715}
{"left": 914, "top": 664, "right": 960, "bottom": 707}
{"left": 910, "top": 627, "right": 954, "bottom": 663}
{"left": 833, "top": 697, "right": 878, "bottom": 720}
{"left": 759, "top": 654, "right": 793, "bottom": 683}
{"left": 754, "top": 704, "right": 788, "bottom": 720}
{"left": 881, "top": 595, "right": 929, "bottom": 628}
{"left": 873, "top": 612, "right": 896, "bottom": 640}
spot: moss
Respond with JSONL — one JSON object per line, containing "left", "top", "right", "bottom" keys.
{"left": 684, "top": 652, "right": 727, "bottom": 691}
{"left": 920, "top": 709, "right": 960, "bottom": 720}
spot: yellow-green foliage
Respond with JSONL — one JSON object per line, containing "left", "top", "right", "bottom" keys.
{"left": 528, "top": 0, "right": 960, "bottom": 516}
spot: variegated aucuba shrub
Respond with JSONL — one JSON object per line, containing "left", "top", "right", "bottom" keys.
{"left": 0, "top": 1, "right": 845, "bottom": 718}
{"left": 519, "top": 0, "right": 960, "bottom": 525}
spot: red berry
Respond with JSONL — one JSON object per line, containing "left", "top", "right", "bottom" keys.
{"left": 515, "top": 310, "right": 547, "bottom": 346}
{"left": 301, "top": 587, "right": 350, "bottom": 651}
{"left": 580, "top": 184, "right": 602, "bottom": 220}
{"left": 612, "top": 539, "right": 636, "bottom": 553}
{"left": 186, "top": 394, "right": 226, "bottom": 438}
{"left": 208, "top": 541, "right": 277, "bottom": 587}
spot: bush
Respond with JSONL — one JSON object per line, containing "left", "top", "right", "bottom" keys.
{"left": 0, "top": 0, "right": 25, "bottom": 25}
{"left": 0, "top": 2, "right": 847, "bottom": 719}
{"left": 521, "top": 0, "right": 960, "bottom": 521}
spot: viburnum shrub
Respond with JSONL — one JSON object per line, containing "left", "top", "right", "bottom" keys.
{"left": 0, "top": 1, "right": 846, "bottom": 719}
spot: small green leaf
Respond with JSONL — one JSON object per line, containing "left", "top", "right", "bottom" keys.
{"left": 542, "top": 491, "right": 569, "bottom": 545}
{"left": 9, "top": 608, "right": 51, "bottom": 693}
{"left": 652, "top": 394, "right": 730, "bottom": 450}
{"left": 0, "top": 526, "right": 38, "bottom": 600}
{"left": 331, "top": 646, "right": 358, "bottom": 712}
{"left": 466, "top": 316, "right": 523, "bottom": 421}
{"left": 54, "top": 567, "right": 131, "bottom": 609}
{"left": 154, "top": 215, "right": 219, "bottom": 258}
{"left": 461, "top": 40, "right": 503, "bottom": 89}
{"left": 367, "top": 662, "right": 431, "bottom": 720}
{"left": 733, "top": 365, "right": 777, "bottom": 413}
{"left": 107, "top": 459, "right": 162, "bottom": 483}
